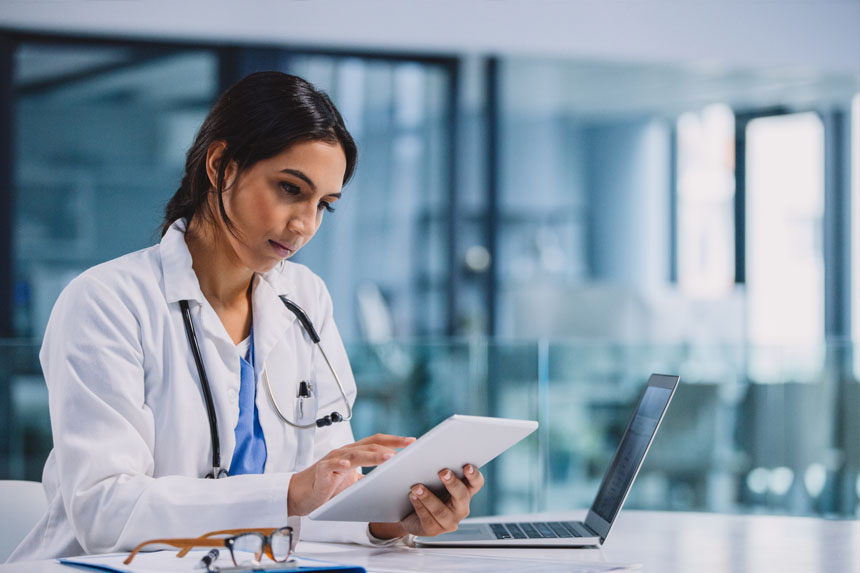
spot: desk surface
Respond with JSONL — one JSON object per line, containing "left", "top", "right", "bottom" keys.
{"left": 2, "top": 510, "right": 858, "bottom": 572}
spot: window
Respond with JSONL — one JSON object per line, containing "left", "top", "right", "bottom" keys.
{"left": 745, "top": 112, "right": 825, "bottom": 380}
{"left": 676, "top": 104, "right": 736, "bottom": 298}
{"left": 852, "top": 94, "right": 860, "bottom": 374}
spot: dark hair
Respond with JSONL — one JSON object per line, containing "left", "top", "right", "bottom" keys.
{"left": 161, "top": 71, "right": 357, "bottom": 236}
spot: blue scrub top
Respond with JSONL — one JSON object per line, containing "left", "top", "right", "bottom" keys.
{"left": 229, "top": 327, "right": 268, "bottom": 475}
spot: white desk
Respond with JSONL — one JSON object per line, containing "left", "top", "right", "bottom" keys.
{"left": 2, "top": 510, "right": 858, "bottom": 572}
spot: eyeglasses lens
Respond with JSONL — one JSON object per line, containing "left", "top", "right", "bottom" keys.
{"left": 270, "top": 529, "right": 293, "bottom": 562}
{"left": 230, "top": 533, "right": 264, "bottom": 565}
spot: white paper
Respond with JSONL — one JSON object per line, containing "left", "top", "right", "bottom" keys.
{"left": 297, "top": 544, "right": 641, "bottom": 573}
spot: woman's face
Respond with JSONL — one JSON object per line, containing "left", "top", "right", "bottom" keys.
{"left": 216, "top": 139, "right": 347, "bottom": 273}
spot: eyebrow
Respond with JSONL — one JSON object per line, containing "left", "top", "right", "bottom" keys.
{"left": 280, "top": 168, "right": 317, "bottom": 192}
{"left": 280, "top": 168, "right": 342, "bottom": 199}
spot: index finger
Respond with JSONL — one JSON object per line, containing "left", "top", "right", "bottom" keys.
{"left": 355, "top": 433, "right": 416, "bottom": 448}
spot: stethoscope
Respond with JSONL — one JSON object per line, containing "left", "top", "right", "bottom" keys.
{"left": 179, "top": 295, "right": 352, "bottom": 479}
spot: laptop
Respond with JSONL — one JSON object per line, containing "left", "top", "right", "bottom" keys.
{"left": 415, "top": 373, "right": 679, "bottom": 547}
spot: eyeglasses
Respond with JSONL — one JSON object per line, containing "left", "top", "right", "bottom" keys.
{"left": 124, "top": 526, "right": 294, "bottom": 566}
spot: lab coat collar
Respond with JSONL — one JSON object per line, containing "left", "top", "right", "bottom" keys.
{"left": 160, "top": 218, "right": 301, "bottom": 371}
{"left": 160, "top": 219, "right": 206, "bottom": 304}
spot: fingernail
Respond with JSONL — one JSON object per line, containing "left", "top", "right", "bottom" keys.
{"left": 415, "top": 486, "right": 424, "bottom": 496}
{"left": 339, "top": 460, "right": 350, "bottom": 467}
{"left": 410, "top": 494, "right": 418, "bottom": 502}
{"left": 406, "top": 437, "right": 417, "bottom": 442}
{"left": 383, "top": 453, "right": 394, "bottom": 460}
{"left": 441, "top": 470, "right": 451, "bottom": 481}
{"left": 467, "top": 465, "right": 475, "bottom": 475}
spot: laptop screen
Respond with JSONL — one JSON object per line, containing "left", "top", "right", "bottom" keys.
{"left": 590, "top": 380, "right": 675, "bottom": 526}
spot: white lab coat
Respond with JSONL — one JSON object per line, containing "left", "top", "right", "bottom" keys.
{"left": 9, "top": 220, "right": 383, "bottom": 562}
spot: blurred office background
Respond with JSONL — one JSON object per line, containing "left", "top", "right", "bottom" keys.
{"left": 0, "top": 1, "right": 858, "bottom": 520}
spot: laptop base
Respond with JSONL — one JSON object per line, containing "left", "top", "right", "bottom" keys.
{"left": 415, "top": 520, "right": 601, "bottom": 547}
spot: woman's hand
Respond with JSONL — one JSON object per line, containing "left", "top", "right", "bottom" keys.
{"left": 369, "top": 463, "right": 485, "bottom": 540}
{"left": 287, "top": 434, "right": 415, "bottom": 516}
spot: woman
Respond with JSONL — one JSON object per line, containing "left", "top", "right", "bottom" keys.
{"left": 9, "top": 71, "right": 482, "bottom": 562}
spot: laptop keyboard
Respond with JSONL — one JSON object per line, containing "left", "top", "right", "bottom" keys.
{"left": 489, "top": 521, "right": 592, "bottom": 540}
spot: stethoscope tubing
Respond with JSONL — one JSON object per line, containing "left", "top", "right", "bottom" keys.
{"left": 179, "top": 299, "right": 225, "bottom": 478}
{"left": 263, "top": 340, "right": 353, "bottom": 430}
{"left": 180, "top": 295, "right": 352, "bottom": 479}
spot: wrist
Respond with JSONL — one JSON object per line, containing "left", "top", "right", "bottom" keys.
{"left": 287, "top": 471, "right": 309, "bottom": 516}
{"left": 369, "top": 522, "right": 407, "bottom": 540}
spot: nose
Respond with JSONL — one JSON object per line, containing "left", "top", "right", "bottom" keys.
{"left": 286, "top": 200, "right": 319, "bottom": 237}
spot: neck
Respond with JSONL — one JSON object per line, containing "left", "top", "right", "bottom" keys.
{"left": 184, "top": 216, "right": 253, "bottom": 310}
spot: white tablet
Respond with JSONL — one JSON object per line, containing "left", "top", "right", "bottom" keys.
{"left": 308, "top": 414, "right": 538, "bottom": 523}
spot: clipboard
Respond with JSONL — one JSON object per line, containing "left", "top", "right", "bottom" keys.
{"left": 58, "top": 552, "right": 365, "bottom": 573}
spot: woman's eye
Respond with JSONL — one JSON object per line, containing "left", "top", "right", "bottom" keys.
{"left": 318, "top": 201, "right": 336, "bottom": 214}
{"left": 280, "top": 182, "right": 301, "bottom": 195}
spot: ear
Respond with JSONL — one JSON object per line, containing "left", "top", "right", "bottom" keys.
{"left": 205, "top": 141, "right": 238, "bottom": 191}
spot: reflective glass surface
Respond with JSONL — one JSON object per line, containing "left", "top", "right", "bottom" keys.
{"left": 13, "top": 44, "right": 219, "bottom": 338}
{"left": 7, "top": 340, "right": 854, "bottom": 519}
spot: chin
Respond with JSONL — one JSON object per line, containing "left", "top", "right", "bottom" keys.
{"left": 258, "top": 260, "right": 281, "bottom": 273}
{"left": 247, "top": 255, "right": 280, "bottom": 274}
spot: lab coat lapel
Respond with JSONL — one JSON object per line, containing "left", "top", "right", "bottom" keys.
{"left": 253, "top": 273, "right": 320, "bottom": 471}
{"left": 160, "top": 219, "right": 240, "bottom": 467}
{"left": 251, "top": 274, "right": 296, "bottom": 379}
{"left": 160, "top": 218, "right": 236, "bottom": 388}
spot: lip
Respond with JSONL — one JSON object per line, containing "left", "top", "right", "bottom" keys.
{"left": 269, "top": 239, "right": 295, "bottom": 259}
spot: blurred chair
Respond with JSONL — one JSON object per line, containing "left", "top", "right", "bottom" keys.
{"left": 351, "top": 282, "right": 418, "bottom": 439}
{"left": 738, "top": 380, "right": 837, "bottom": 514}
{"left": 355, "top": 281, "right": 413, "bottom": 378}
{"left": 640, "top": 382, "right": 735, "bottom": 511}
{"left": 0, "top": 480, "right": 46, "bottom": 562}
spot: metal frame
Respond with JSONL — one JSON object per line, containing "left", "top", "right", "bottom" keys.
{"left": 821, "top": 108, "right": 855, "bottom": 515}
{"left": 668, "top": 122, "right": 678, "bottom": 283}
{"left": 484, "top": 57, "right": 499, "bottom": 337}
{"left": 0, "top": 35, "right": 13, "bottom": 339}
{"left": 444, "top": 59, "right": 461, "bottom": 336}
{"left": 822, "top": 109, "right": 852, "bottom": 340}
{"left": 0, "top": 34, "right": 13, "bottom": 478}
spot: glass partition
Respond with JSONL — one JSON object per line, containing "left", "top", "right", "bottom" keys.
{"left": 12, "top": 43, "right": 219, "bottom": 338}
{"left": 3, "top": 338, "right": 857, "bottom": 520}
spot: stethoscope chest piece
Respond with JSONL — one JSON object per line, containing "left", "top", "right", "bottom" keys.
{"left": 294, "top": 380, "right": 318, "bottom": 426}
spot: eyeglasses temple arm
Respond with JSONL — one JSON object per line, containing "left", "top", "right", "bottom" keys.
{"left": 124, "top": 538, "right": 224, "bottom": 564}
